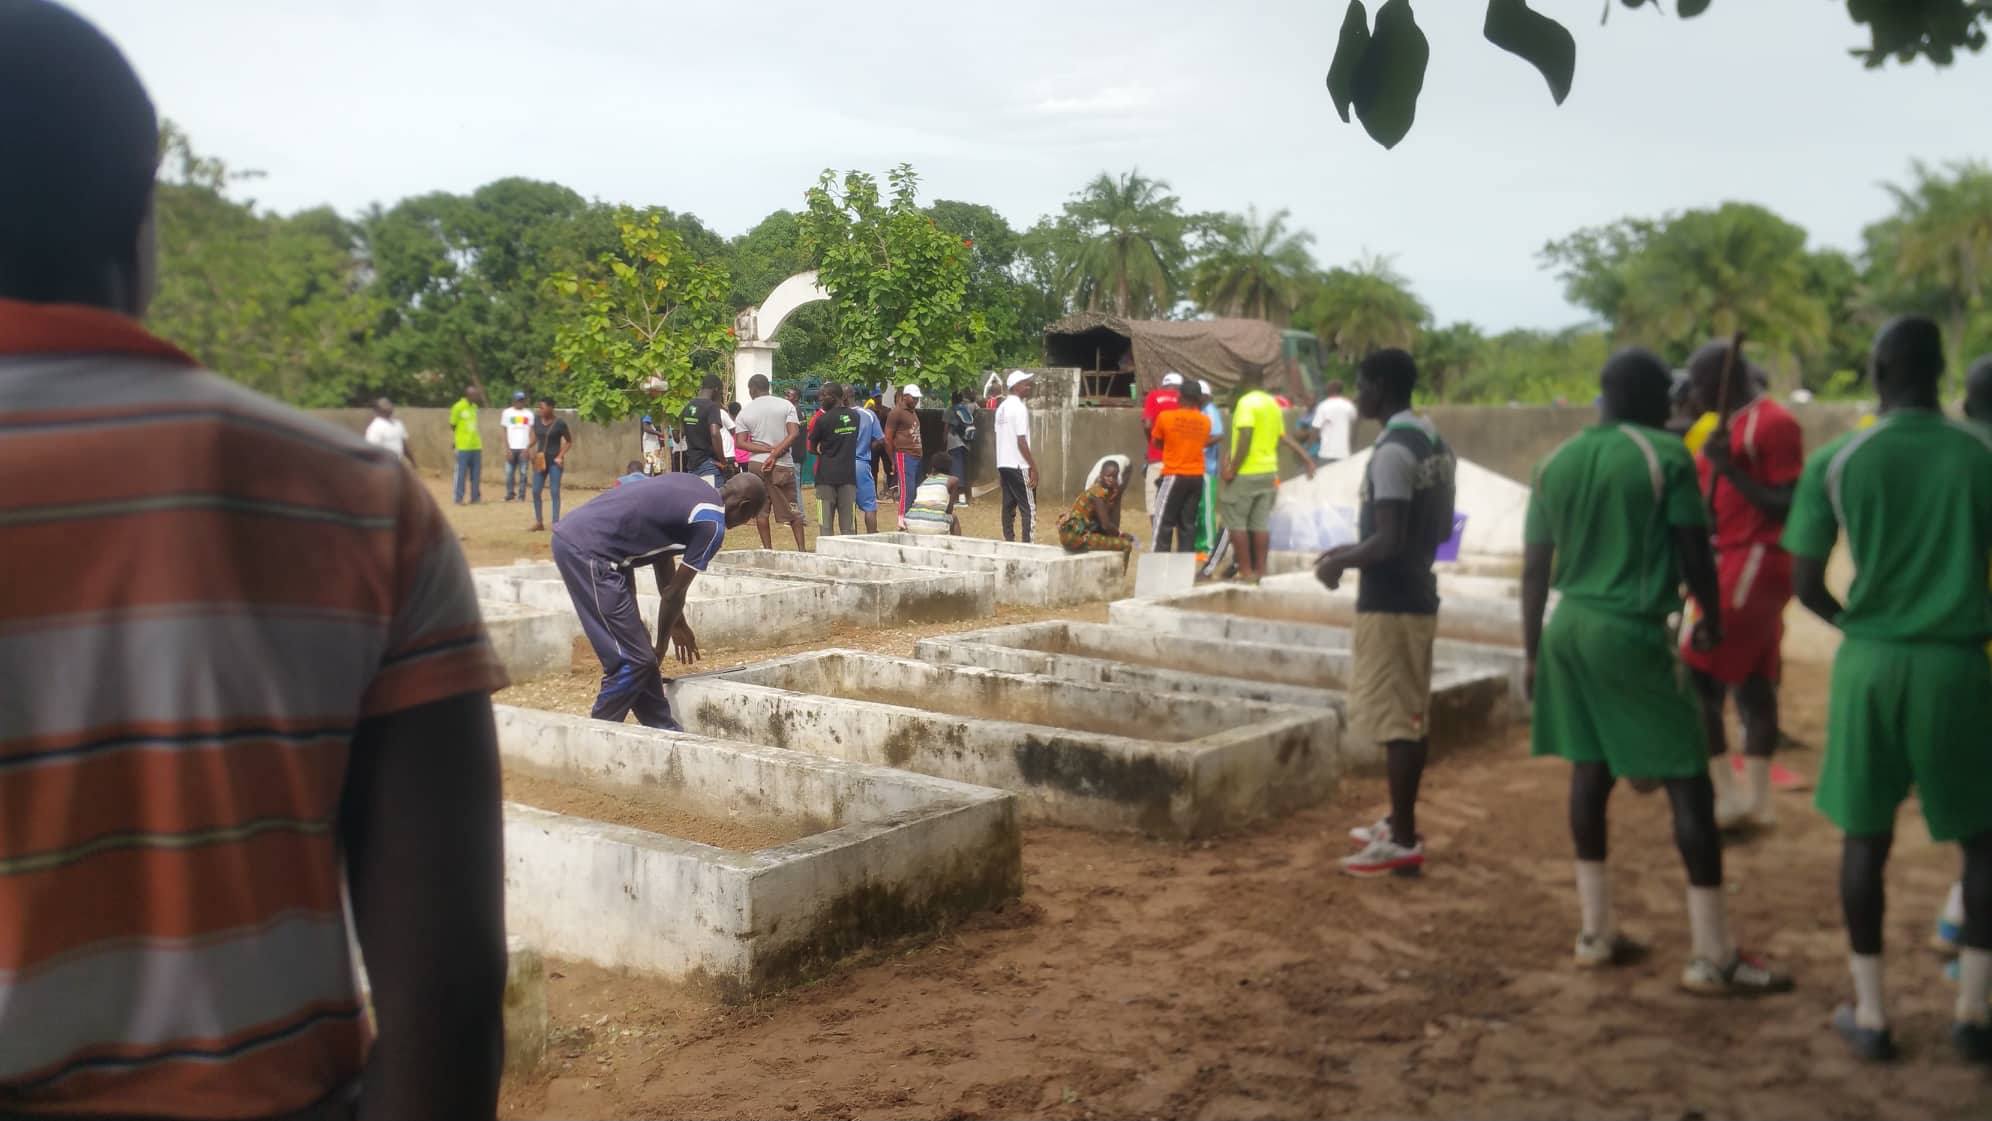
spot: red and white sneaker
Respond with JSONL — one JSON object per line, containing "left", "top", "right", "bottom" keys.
{"left": 1340, "top": 836, "right": 1424, "bottom": 878}
{"left": 1347, "top": 816, "right": 1423, "bottom": 848}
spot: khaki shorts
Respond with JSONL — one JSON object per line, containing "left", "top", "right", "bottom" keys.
{"left": 1351, "top": 611, "right": 1438, "bottom": 744}
{"left": 759, "top": 464, "right": 802, "bottom": 526}
{"left": 1220, "top": 472, "right": 1278, "bottom": 533}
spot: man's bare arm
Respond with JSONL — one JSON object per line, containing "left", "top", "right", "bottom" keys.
{"left": 652, "top": 555, "right": 699, "bottom": 650}
{"left": 1672, "top": 526, "right": 1724, "bottom": 642}
{"left": 1792, "top": 554, "right": 1843, "bottom": 626}
{"left": 342, "top": 693, "right": 506, "bottom": 1121}
{"left": 1520, "top": 542, "right": 1553, "bottom": 696}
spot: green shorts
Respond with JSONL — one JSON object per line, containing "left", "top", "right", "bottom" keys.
{"left": 1818, "top": 638, "right": 1992, "bottom": 842}
{"left": 1530, "top": 601, "right": 1705, "bottom": 781}
{"left": 1220, "top": 472, "right": 1278, "bottom": 533}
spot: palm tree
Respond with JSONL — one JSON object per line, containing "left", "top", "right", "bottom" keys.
{"left": 1869, "top": 160, "right": 1992, "bottom": 384}
{"left": 1057, "top": 171, "right": 1188, "bottom": 317}
{"left": 1299, "top": 253, "right": 1431, "bottom": 360}
{"left": 1190, "top": 207, "right": 1318, "bottom": 324}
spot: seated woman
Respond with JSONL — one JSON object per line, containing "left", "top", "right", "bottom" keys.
{"left": 1058, "top": 456, "right": 1137, "bottom": 567}
{"left": 901, "top": 470, "right": 962, "bottom": 535}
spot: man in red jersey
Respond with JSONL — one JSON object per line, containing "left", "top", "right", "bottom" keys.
{"left": 1682, "top": 344, "right": 1805, "bottom": 831}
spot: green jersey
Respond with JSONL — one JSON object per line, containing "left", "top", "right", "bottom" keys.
{"left": 449, "top": 397, "right": 481, "bottom": 451}
{"left": 1524, "top": 423, "right": 1707, "bottom": 620}
{"left": 1781, "top": 409, "right": 1992, "bottom": 644}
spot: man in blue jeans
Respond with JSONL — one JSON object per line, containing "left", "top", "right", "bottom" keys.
{"left": 529, "top": 396, "right": 572, "bottom": 532}
{"left": 449, "top": 383, "right": 484, "bottom": 504}
{"left": 853, "top": 398, "right": 886, "bottom": 533}
{"left": 679, "top": 374, "right": 726, "bottom": 482}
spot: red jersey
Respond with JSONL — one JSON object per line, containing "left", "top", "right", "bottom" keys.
{"left": 1141, "top": 387, "right": 1180, "bottom": 462}
{"left": 1695, "top": 394, "right": 1804, "bottom": 551}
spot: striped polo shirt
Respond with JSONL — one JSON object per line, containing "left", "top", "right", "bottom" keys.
{"left": 0, "top": 300, "right": 509, "bottom": 1118}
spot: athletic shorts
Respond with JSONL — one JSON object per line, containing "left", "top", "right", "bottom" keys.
{"left": 1220, "top": 472, "right": 1278, "bottom": 533}
{"left": 1351, "top": 611, "right": 1438, "bottom": 743}
{"left": 1680, "top": 543, "right": 1791, "bottom": 685}
{"left": 1531, "top": 600, "right": 1705, "bottom": 781}
{"left": 855, "top": 464, "right": 878, "bottom": 513}
{"left": 1817, "top": 638, "right": 1992, "bottom": 842}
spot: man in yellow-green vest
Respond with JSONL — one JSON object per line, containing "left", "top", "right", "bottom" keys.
{"left": 450, "top": 384, "right": 486, "bottom": 505}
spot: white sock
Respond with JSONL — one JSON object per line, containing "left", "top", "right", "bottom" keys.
{"left": 1708, "top": 756, "right": 1737, "bottom": 801}
{"left": 1744, "top": 757, "right": 1773, "bottom": 816}
{"left": 1849, "top": 953, "right": 1887, "bottom": 1030}
{"left": 1958, "top": 948, "right": 1992, "bottom": 1026}
{"left": 1687, "top": 885, "right": 1735, "bottom": 966}
{"left": 1576, "top": 861, "right": 1614, "bottom": 940}
{"left": 1944, "top": 881, "right": 1967, "bottom": 929}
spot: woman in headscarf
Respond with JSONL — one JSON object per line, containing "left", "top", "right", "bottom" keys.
{"left": 1058, "top": 455, "right": 1137, "bottom": 567}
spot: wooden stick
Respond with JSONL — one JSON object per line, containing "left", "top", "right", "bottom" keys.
{"left": 1703, "top": 330, "right": 1746, "bottom": 508}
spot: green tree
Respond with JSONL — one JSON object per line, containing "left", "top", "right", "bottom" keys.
{"left": 1054, "top": 170, "right": 1190, "bottom": 317}
{"left": 1326, "top": 1, "right": 1988, "bottom": 149}
{"left": 1297, "top": 254, "right": 1431, "bottom": 360}
{"left": 1864, "top": 159, "right": 1992, "bottom": 383}
{"left": 729, "top": 209, "right": 834, "bottom": 379}
{"left": 1417, "top": 320, "right": 1486, "bottom": 402}
{"left": 544, "top": 208, "right": 735, "bottom": 423}
{"left": 926, "top": 199, "right": 1043, "bottom": 366}
{"left": 799, "top": 165, "right": 987, "bottom": 391}
{"left": 149, "top": 123, "right": 387, "bottom": 406}
{"left": 1190, "top": 207, "right": 1318, "bottom": 325}
{"left": 1448, "top": 326, "right": 1611, "bottom": 405}
{"left": 1542, "top": 202, "right": 1829, "bottom": 382}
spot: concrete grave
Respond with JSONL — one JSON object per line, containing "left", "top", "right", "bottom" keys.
{"left": 668, "top": 651, "right": 1338, "bottom": 838}
{"left": 1108, "top": 596, "right": 1530, "bottom": 714}
{"left": 1131, "top": 575, "right": 1531, "bottom": 649}
{"left": 814, "top": 533, "right": 1125, "bottom": 607}
{"left": 480, "top": 600, "right": 583, "bottom": 683}
{"left": 914, "top": 621, "right": 1510, "bottom": 769}
{"left": 497, "top": 705, "right": 1020, "bottom": 999}
{"left": 708, "top": 549, "right": 997, "bottom": 626}
{"left": 474, "top": 562, "right": 834, "bottom": 652}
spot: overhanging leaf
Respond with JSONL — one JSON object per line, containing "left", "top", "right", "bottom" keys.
{"left": 1325, "top": 2, "right": 1370, "bottom": 122}
{"left": 1676, "top": 0, "right": 1710, "bottom": 16}
{"left": 1485, "top": 0, "right": 1576, "bottom": 104}
{"left": 1351, "top": 0, "right": 1429, "bottom": 149}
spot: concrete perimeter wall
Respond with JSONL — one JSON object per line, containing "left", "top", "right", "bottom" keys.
{"left": 313, "top": 402, "right": 1871, "bottom": 495}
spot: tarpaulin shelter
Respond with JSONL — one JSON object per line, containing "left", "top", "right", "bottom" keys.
{"left": 1043, "top": 313, "right": 1307, "bottom": 399}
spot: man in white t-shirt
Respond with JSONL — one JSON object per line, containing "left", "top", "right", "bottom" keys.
{"left": 1307, "top": 380, "right": 1359, "bottom": 464}
{"left": 363, "top": 397, "right": 413, "bottom": 466}
{"left": 500, "top": 390, "right": 535, "bottom": 500}
{"left": 734, "top": 374, "right": 807, "bottom": 550}
{"left": 995, "top": 370, "right": 1038, "bottom": 542}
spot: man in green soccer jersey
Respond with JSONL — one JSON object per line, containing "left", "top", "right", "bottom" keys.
{"left": 1522, "top": 347, "right": 1793, "bottom": 996}
{"left": 1784, "top": 317, "right": 1992, "bottom": 1063}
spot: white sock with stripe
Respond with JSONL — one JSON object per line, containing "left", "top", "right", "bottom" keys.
{"left": 1849, "top": 953, "right": 1887, "bottom": 1030}
{"left": 1958, "top": 949, "right": 1992, "bottom": 1027}
{"left": 1708, "top": 755, "right": 1738, "bottom": 803}
{"left": 1944, "top": 881, "right": 1967, "bottom": 930}
{"left": 1744, "top": 756, "right": 1773, "bottom": 818}
{"left": 1576, "top": 861, "right": 1613, "bottom": 941}
{"left": 1687, "top": 886, "right": 1735, "bottom": 966}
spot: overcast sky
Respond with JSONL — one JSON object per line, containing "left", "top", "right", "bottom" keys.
{"left": 67, "top": 0, "right": 1992, "bottom": 330}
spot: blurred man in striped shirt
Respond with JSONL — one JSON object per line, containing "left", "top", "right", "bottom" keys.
{"left": 0, "top": 3, "right": 512, "bottom": 1117}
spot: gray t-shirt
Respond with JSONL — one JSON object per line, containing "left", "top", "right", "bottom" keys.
{"left": 734, "top": 395, "right": 801, "bottom": 468}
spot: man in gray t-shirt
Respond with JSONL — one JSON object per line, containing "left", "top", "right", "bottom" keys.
{"left": 733, "top": 373, "right": 806, "bottom": 549}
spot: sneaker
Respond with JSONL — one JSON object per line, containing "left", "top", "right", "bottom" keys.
{"left": 1727, "top": 753, "right": 1810, "bottom": 792}
{"left": 1340, "top": 836, "right": 1424, "bottom": 879}
{"left": 1833, "top": 1003, "right": 1898, "bottom": 1062}
{"left": 1574, "top": 931, "right": 1649, "bottom": 969}
{"left": 1680, "top": 951, "right": 1794, "bottom": 997}
{"left": 1716, "top": 796, "right": 1775, "bottom": 833}
{"left": 1954, "top": 1020, "right": 1992, "bottom": 1064}
{"left": 1347, "top": 816, "right": 1423, "bottom": 848}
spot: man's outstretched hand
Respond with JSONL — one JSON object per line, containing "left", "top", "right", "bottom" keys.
{"left": 658, "top": 620, "right": 701, "bottom": 665}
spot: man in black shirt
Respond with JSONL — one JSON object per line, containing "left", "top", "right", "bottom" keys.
{"left": 1315, "top": 348, "right": 1458, "bottom": 879}
{"left": 529, "top": 396, "right": 573, "bottom": 531}
{"left": 809, "top": 382, "right": 861, "bottom": 536}
{"left": 679, "top": 374, "right": 726, "bottom": 482}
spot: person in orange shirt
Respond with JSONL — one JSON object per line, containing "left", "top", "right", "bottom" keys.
{"left": 1151, "top": 380, "right": 1213, "bottom": 553}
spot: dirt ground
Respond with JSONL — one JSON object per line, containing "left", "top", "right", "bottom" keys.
{"left": 454, "top": 470, "right": 1992, "bottom": 1121}
{"left": 500, "top": 770, "right": 802, "bottom": 852}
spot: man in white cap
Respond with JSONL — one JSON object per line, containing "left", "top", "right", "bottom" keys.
{"left": 996, "top": 370, "right": 1039, "bottom": 541}
{"left": 886, "top": 383, "right": 926, "bottom": 522}
{"left": 1142, "top": 371, "right": 1185, "bottom": 533}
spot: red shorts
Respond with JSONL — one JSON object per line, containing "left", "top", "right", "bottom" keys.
{"left": 1680, "top": 543, "right": 1791, "bottom": 685}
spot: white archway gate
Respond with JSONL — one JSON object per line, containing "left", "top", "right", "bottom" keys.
{"left": 733, "top": 271, "right": 829, "bottom": 402}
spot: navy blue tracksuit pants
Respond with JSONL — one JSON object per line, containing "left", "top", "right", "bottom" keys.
{"left": 551, "top": 535, "right": 678, "bottom": 728}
